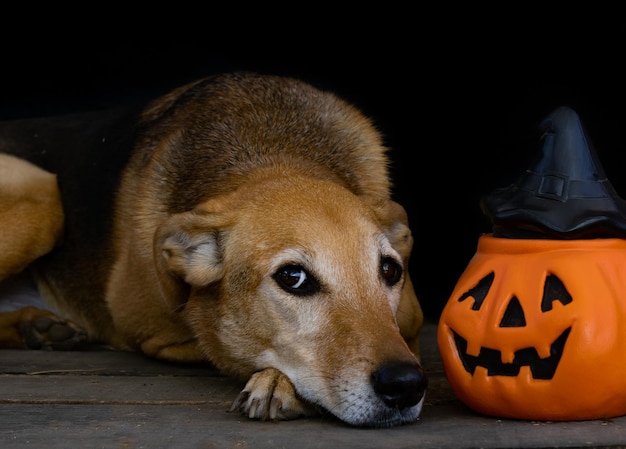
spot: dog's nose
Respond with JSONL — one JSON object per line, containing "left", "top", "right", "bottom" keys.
{"left": 371, "top": 361, "right": 428, "bottom": 409}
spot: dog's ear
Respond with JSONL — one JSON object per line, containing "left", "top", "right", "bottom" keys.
{"left": 375, "top": 200, "right": 414, "bottom": 263}
{"left": 154, "top": 210, "right": 229, "bottom": 310}
{"left": 374, "top": 200, "right": 424, "bottom": 358}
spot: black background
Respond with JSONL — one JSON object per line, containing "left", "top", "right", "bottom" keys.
{"left": 3, "top": 12, "right": 626, "bottom": 321}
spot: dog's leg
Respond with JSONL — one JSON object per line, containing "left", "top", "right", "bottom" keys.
{"left": 229, "top": 368, "right": 319, "bottom": 421}
{"left": 0, "top": 153, "right": 64, "bottom": 281}
{"left": 0, "top": 154, "right": 84, "bottom": 350}
{"left": 0, "top": 306, "right": 87, "bottom": 350}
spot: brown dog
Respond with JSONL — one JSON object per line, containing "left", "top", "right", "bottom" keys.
{"left": 0, "top": 72, "right": 426, "bottom": 427}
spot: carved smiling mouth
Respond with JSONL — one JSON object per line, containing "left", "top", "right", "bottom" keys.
{"left": 451, "top": 327, "right": 571, "bottom": 379}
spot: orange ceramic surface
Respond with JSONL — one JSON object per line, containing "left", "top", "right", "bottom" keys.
{"left": 438, "top": 234, "right": 626, "bottom": 420}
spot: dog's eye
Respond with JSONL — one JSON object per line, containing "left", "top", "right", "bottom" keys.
{"left": 381, "top": 257, "right": 402, "bottom": 287}
{"left": 273, "top": 265, "right": 320, "bottom": 295}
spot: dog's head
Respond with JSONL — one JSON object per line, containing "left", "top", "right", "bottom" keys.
{"left": 153, "top": 171, "right": 426, "bottom": 427}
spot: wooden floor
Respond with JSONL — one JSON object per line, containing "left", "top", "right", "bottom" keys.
{"left": 2, "top": 322, "right": 626, "bottom": 449}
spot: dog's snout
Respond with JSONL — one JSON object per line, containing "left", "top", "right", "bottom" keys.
{"left": 371, "top": 361, "right": 428, "bottom": 409}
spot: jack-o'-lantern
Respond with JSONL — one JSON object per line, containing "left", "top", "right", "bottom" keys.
{"left": 438, "top": 106, "right": 626, "bottom": 420}
{"left": 438, "top": 235, "right": 626, "bottom": 420}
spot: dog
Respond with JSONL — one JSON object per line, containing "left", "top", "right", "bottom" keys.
{"left": 0, "top": 72, "right": 426, "bottom": 427}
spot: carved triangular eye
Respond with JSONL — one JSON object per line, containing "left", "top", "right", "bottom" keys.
{"left": 541, "top": 274, "right": 573, "bottom": 312}
{"left": 499, "top": 296, "right": 526, "bottom": 327}
{"left": 458, "top": 272, "right": 494, "bottom": 310}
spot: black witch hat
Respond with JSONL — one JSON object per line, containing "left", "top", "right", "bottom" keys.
{"left": 481, "top": 106, "right": 626, "bottom": 239}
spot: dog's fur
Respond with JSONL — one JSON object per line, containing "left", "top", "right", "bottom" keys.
{"left": 0, "top": 72, "right": 426, "bottom": 427}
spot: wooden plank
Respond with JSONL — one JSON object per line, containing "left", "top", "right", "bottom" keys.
{"left": 2, "top": 403, "right": 626, "bottom": 449}
{"left": 1, "top": 348, "right": 221, "bottom": 376}
{"left": 2, "top": 322, "right": 626, "bottom": 448}
{"left": 0, "top": 374, "right": 244, "bottom": 404}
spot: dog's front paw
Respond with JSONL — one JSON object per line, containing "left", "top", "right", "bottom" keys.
{"left": 229, "top": 367, "right": 318, "bottom": 421}
{"left": 17, "top": 307, "right": 88, "bottom": 350}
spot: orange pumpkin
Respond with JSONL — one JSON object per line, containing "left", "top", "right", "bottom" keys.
{"left": 438, "top": 233, "right": 626, "bottom": 420}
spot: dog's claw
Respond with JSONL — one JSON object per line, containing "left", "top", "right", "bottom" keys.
{"left": 229, "top": 390, "right": 249, "bottom": 414}
{"left": 248, "top": 397, "right": 264, "bottom": 419}
{"left": 229, "top": 368, "right": 318, "bottom": 421}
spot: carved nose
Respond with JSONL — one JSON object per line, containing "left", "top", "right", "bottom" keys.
{"left": 371, "top": 361, "right": 428, "bottom": 409}
{"left": 500, "top": 296, "right": 526, "bottom": 327}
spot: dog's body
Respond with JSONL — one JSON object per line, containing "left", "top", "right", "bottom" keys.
{"left": 0, "top": 72, "right": 426, "bottom": 427}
